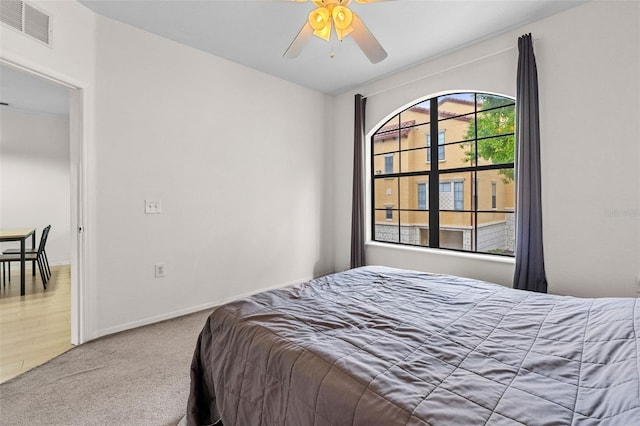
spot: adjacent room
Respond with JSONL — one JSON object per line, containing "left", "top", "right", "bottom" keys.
{"left": 1, "top": 0, "right": 638, "bottom": 425}
{"left": 0, "top": 62, "right": 73, "bottom": 382}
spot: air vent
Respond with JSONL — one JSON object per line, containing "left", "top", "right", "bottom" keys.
{"left": 24, "top": 3, "right": 49, "bottom": 44}
{"left": 0, "top": 0, "right": 51, "bottom": 46}
{"left": 0, "top": 0, "right": 23, "bottom": 31}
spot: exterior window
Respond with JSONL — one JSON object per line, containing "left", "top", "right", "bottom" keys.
{"left": 454, "top": 182, "right": 464, "bottom": 210}
{"left": 439, "top": 181, "right": 454, "bottom": 210}
{"left": 491, "top": 182, "right": 497, "bottom": 209}
{"left": 418, "top": 183, "right": 427, "bottom": 210}
{"left": 371, "top": 92, "right": 515, "bottom": 255}
{"left": 384, "top": 155, "right": 393, "bottom": 174}
{"left": 427, "top": 131, "right": 445, "bottom": 162}
{"left": 472, "top": 178, "right": 477, "bottom": 211}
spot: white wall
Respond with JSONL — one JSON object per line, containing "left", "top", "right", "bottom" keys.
{"left": 92, "top": 16, "right": 334, "bottom": 335}
{"left": 333, "top": 0, "right": 640, "bottom": 297}
{"left": 2, "top": 1, "right": 334, "bottom": 340}
{"left": 0, "top": 109, "right": 71, "bottom": 265}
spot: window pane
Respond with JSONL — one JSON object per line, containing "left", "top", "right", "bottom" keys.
{"left": 476, "top": 134, "right": 515, "bottom": 166}
{"left": 373, "top": 152, "right": 398, "bottom": 175}
{"left": 373, "top": 177, "right": 397, "bottom": 209}
{"left": 478, "top": 94, "right": 514, "bottom": 109}
{"left": 476, "top": 212, "right": 515, "bottom": 255}
{"left": 373, "top": 136, "right": 399, "bottom": 155}
{"left": 399, "top": 211, "right": 429, "bottom": 246}
{"left": 439, "top": 141, "right": 476, "bottom": 170}
{"left": 440, "top": 171, "right": 473, "bottom": 211}
{"left": 373, "top": 214, "right": 399, "bottom": 243}
{"left": 438, "top": 116, "right": 476, "bottom": 168}
{"left": 397, "top": 121, "right": 422, "bottom": 152}
{"left": 476, "top": 105, "right": 515, "bottom": 139}
{"left": 399, "top": 123, "right": 430, "bottom": 173}
{"left": 399, "top": 176, "right": 428, "bottom": 210}
{"left": 440, "top": 212, "right": 472, "bottom": 250}
{"left": 400, "top": 149, "right": 431, "bottom": 173}
{"left": 372, "top": 114, "right": 400, "bottom": 155}
{"left": 438, "top": 93, "right": 475, "bottom": 118}
{"left": 373, "top": 208, "right": 397, "bottom": 223}
{"left": 475, "top": 169, "right": 515, "bottom": 211}
{"left": 403, "top": 123, "right": 430, "bottom": 150}
{"left": 404, "top": 100, "right": 431, "bottom": 126}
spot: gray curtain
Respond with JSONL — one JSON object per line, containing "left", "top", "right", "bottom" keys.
{"left": 513, "top": 34, "right": 547, "bottom": 293}
{"left": 350, "top": 94, "right": 366, "bottom": 268}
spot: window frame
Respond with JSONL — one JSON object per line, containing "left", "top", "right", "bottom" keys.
{"left": 370, "top": 92, "right": 515, "bottom": 257}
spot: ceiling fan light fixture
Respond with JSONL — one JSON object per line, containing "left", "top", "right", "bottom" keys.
{"left": 284, "top": 0, "right": 387, "bottom": 64}
{"left": 332, "top": 5, "right": 353, "bottom": 41}
{"left": 308, "top": 7, "right": 332, "bottom": 41}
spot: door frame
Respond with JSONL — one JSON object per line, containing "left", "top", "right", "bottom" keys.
{"left": 0, "top": 57, "right": 89, "bottom": 345}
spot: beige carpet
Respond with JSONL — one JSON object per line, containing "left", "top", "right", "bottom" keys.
{"left": 0, "top": 309, "right": 213, "bottom": 426}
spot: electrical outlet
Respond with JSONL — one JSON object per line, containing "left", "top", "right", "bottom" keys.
{"left": 145, "top": 200, "right": 162, "bottom": 214}
{"left": 155, "top": 263, "right": 166, "bottom": 278}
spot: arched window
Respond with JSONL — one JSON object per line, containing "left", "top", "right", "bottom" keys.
{"left": 371, "top": 92, "right": 515, "bottom": 256}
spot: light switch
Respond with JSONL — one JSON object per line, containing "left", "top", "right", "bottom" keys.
{"left": 145, "top": 200, "right": 162, "bottom": 214}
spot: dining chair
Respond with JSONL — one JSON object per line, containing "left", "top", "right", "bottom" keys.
{"left": 1, "top": 225, "right": 51, "bottom": 289}
{"left": 3, "top": 225, "right": 52, "bottom": 280}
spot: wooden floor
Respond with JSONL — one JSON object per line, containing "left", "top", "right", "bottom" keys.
{"left": 0, "top": 264, "right": 73, "bottom": 383}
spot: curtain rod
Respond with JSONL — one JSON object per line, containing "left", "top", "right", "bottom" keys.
{"left": 363, "top": 41, "right": 534, "bottom": 100}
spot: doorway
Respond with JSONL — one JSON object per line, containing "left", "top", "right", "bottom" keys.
{"left": 0, "top": 60, "right": 85, "bottom": 381}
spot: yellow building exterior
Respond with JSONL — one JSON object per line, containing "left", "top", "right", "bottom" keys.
{"left": 372, "top": 95, "right": 515, "bottom": 254}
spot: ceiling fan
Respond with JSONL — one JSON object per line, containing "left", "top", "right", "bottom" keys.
{"left": 283, "top": 0, "right": 388, "bottom": 64}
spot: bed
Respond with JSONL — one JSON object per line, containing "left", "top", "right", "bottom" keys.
{"left": 186, "top": 266, "right": 640, "bottom": 425}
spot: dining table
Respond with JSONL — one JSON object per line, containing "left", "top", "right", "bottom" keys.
{"left": 0, "top": 228, "right": 36, "bottom": 296}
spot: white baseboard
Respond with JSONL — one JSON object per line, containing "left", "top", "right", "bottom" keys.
{"left": 92, "top": 274, "right": 317, "bottom": 341}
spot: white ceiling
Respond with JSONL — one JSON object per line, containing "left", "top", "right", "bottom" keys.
{"left": 79, "top": 0, "right": 587, "bottom": 95}
{"left": 1, "top": 0, "right": 588, "bottom": 115}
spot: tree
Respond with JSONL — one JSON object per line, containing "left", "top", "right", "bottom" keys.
{"left": 462, "top": 95, "right": 515, "bottom": 182}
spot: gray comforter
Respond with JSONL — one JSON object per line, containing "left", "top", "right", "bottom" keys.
{"left": 187, "top": 266, "right": 640, "bottom": 425}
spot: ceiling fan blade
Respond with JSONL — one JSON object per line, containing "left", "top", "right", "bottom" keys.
{"left": 283, "top": 22, "right": 314, "bottom": 59}
{"left": 350, "top": 13, "right": 387, "bottom": 64}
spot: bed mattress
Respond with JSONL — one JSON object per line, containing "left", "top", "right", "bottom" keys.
{"left": 187, "top": 266, "right": 640, "bottom": 425}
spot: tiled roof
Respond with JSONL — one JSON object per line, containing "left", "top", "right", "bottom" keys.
{"left": 375, "top": 99, "right": 478, "bottom": 143}
{"left": 407, "top": 106, "right": 472, "bottom": 122}
{"left": 439, "top": 97, "right": 476, "bottom": 107}
{"left": 373, "top": 120, "right": 416, "bottom": 142}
